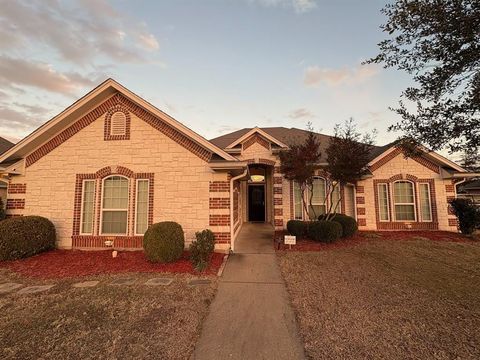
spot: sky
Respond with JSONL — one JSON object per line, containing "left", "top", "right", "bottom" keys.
{"left": 0, "top": 0, "right": 417, "bottom": 150}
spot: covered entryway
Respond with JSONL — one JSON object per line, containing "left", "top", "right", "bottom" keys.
{"left": 248, "top": 185, "right": 265, "bottom": 222}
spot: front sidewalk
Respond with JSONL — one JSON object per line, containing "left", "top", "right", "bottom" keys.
{"left": 193, "top": 223, "right": 305, "bottom": 360}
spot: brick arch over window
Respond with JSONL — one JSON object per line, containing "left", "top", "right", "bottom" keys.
{"left": 245, "top": 158, "right": 276, "bottom": 166}
{"left": 104, "top": 104, "right": 131, "bottom": 141}
{"left": 373, "top": 174, "right": 438, "bottom": 230}
{"left": 72, "top": 165, "right": 154, "bottom": 249}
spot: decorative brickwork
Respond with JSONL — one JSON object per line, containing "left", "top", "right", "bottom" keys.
{"left": 242, "top": 134, "right": 270, "bottom": 151}
{"left": 7, "top": 183, "right": 26, "bottom": 194}
{"left": 274, "top": 187, "right": 283, "bottom": 195}
{"left": 356, "top": 186, "right": 364, "bottom": 193}
{"left": 209, "top": 197, "right": 230, "bottom": 209}
{"left": 209, "top": 214, "right": 230, "bottom": 226}
{"left": 26, "top": 93, "right": 213, "bottom": 167}
{"left": 445, "top": 184, "right": 455, "bottom": 193}
{"left": 274, "top": 219, "right": 283, "bottom": 227}
{"left": 448, "top": 218, "right": 458, "bottom": 227}
{"left": 72, "top": 166, "right": 154, "bottom": 247}
{"left": 213, "top": 232, "right": 231, "bottom": 244}
{"left": 104, "top": 104, "right": 131, "bottom": 141}
{"left": 273, "top": 176, "right": 283, "bottom": 184}
{"left": 245, "top": 158, "right": 276, "bottom": 167}
{"left": 72, "top": 236, "right": 143, "bottom": 249}
{"left": 369, "top": 147, "right": 440, "bottom": 173}
{"left": 6, "top": 199, "right": 25, "bottom": 210}
{"left": 209, "top": 181, "right": 230, "bottom": 192}
{"left": 274, "top": 197, "right": 283, "bottom": 206}
{"left": 274, "top": 208, "right": 283, "bottom": 216}
{"left": 358, "top": 218, "right": 366, "bottom": 226}
{"left": 373, "top": 176, "right": 439, "bottom": 230}
{"left": 357, "top": 207, "right": 366, "bottom": 215}
{"left": 356, "top": 196, "right": 365, "bottom": 205}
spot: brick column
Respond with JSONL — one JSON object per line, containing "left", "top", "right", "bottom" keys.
{"left": 273, "top": 166, "right": 284, "bottom": 229}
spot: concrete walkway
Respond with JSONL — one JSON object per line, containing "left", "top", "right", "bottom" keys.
{"left": 193, "top": 223, "right": 305, "bottom": 360}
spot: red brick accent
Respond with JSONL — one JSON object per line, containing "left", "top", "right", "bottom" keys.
{"left": 6, "top": 199, "right": 25, "bottom": 210}
{"left": 209, "top": 214, "right": 230, "bottom": 226}
{"left": 447, "top": 204, "right": 455, "bottom": 215}
{"left": 245, "top": 158, "right": 276, "bottom": 167}
{"left": 242, "top": 134, "right": 270, "bottom": 151}
{"left": 274, "top": 219, "right": 283, "bottom": 227}
{"left": 356, "top": 186, "right": 364, "bottom": 193}
{"left": 358, "top": 218, "right": 366, "bottom": 226}
{"left": 213, "top": 232, "right": 231, "bottom": 244}
{"left": 104, "top": 104, "right": 131, "bottom": 141}
{"left": 274, "top": 208, "right": 283, "bottom": 216}
{"left": 26, "top": 93, "right": 212, "bottom": 167}
{"left": 369, "top": 147, "right": 440, "bottom": 173}
{"left": 446, "top": 196, "right": 455, "bottom": 202}
{"left": 209, "top": 181, "right": 230, "bottom": 192}
{"left": 373, "top": 177, "right": 439, "bottom": 230}
{"left": 448, "top": 218, "right": 458, "bottom": 227}
{"left": 72, "top": 236, "right": 143, "bottom": 249}
{"left": 357, "top": 207, "right": 366, "bottom": 215}
{"left": 289, "top": 181, "right": 294, "bottom": 220}
{"left": 445, "top": 184, "right": 455, "bottom": 193}
{"left": 274, "top": 187, "right": 283, "bottom": 195}
{"left": 6, "top": 214, "right": 23, "bottom": 218}
{"left": 356, "top": 196, "right": 365, "bottom": 205}
{"left": 274, "top": 197, "right": 283, "bottom": 206}
{"left": 72, "top": 167, "right": 154, "bottom": 239}
{"left": 7, "top": 183, "right": 26, "bottom": 194}
{"left": 209, "top": 197, "right": 230, "bottom": 209}
{"left": 273, "top": 176, "right": 283, "bottom": 185}
{"left": 274, "top": 166, "right": 281, "bottom": 174}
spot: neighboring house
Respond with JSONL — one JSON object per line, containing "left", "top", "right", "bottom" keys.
{"left": 0, "top": 79, "right": 477, "bottom": 251}
{"left": 457, "top": 179, "right": 480, "bottom": 205}
{"left": 0, "top": 137, "right": 14, "bottom": 202}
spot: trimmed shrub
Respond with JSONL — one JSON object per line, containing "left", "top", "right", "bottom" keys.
{"left": 0, "top": 216, "right": 56, "bottom": 261}
{"left": 449, "top": 198, "right": 480, "bottom": 235}
{"left": 318, "top": 213, "right": 358, "bottom": 237}
{"left": 287, "top": 220, "right": 308, "bottom": 237}
{"left": 0, "top": 198, "right": 5, "bottom": 221}
{"left": 190, "top": 229, "right": 216, "bottom": 271}
{"left": 143, "top": 221, "right": 185, "bottom": 263}
{"left": 307, "top": 220, "right": 342, "bottom": 243}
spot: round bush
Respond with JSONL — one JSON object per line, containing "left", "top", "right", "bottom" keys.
{"left": 307, "top": 220, "right": 342, "bottom": 243}
{"left": 287, "top": 220, "right": 308, "bottom": 237}
{"left": 0, "top": 216, "right": 56, "bottom": 261}
{"left": 143, "top": 221, "right": 185, "bottom": 263}
{"left": 331, "top": 215, "right": 358, "bottom": 237}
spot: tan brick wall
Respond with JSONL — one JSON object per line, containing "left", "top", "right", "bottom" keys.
{"left": 10, "top": 110, "right": 229, "bottom": 249}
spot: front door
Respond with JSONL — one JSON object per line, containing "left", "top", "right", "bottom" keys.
{"left": 248, "top": 185, "right": 265, "bottom": 222}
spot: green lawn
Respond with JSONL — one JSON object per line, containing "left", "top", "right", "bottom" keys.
{"left": 278, "top": 238, "right": 480, "bottom": 360}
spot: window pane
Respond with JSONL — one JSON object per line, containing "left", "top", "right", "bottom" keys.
{"left": 103, "top": 176, "right": 129, "bottom": 209}
{"left": 310, "top": 178, "right": 326, "bottom": 204}
{"left": 136, "top": 180, "right": 149, "bottom": 234}
{"left": 293, "top": 181, "right": 303, "bottom": 220}
{"left": 81, "top": 180, "right": 95, "bottom": 234}
{"left": 419, "top": 183, "right": 432, "bottom": 221}
{"left": 394, "top": 181, "right": 414, "bottom": 203}
{"left": 377, "top": 184, "right": 389, "bottom": 221}
{"left": 395, "top": 205, "right": 415, "bottom": 221}
{"left": 102, "top": 211, "right": 128, "bottom": 234}
{"left": 308, "top": 205, "right": 326, "bottom": 219}
{"left": 331, "top": 183, "right": 341, "bottom": 213}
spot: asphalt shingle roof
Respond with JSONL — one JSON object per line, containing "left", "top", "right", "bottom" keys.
{"left": 0, "top": 137, "right": 14, "bottom": 155}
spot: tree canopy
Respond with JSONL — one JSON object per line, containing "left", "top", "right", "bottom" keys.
{"left": 367, "top": 0, "right": 480, "bottom": 154}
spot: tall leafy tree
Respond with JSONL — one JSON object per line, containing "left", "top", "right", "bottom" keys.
{"left": 367, "top": 0, "right": 480, "bottom": 154}
{"left": 325, "top": 118, "right": 376, "bottom": 218}
{"left": 279, "top": 123, "right": 322, "bottom": 220}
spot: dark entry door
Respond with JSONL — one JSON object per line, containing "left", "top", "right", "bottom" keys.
{"left": 248, "top": 185, "right": 265, "bottom": 222}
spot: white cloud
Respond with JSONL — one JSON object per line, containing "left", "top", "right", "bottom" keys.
{"left": 251, "top": 0, "right": 317, "bottom": 13}
{"left": 303, "top": 64, "right": 379, "bottom": 87}
{"left": 288, "top": 108, "right": 315, "bottom": 119}
{"left": 138, "top": 33, "right": 160, "bottom": 51}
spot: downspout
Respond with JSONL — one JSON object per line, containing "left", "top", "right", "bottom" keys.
{"left": 230, "top": 168, "right": 248, "bottom": 252}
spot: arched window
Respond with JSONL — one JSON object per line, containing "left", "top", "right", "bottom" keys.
{"left": 393, "top": 181, "right": 416, "bottom": 221}
{"left": 110, "top": 111, "right": 127, "bottom": 136}
{"left": 308, "top": 177, "right": 326, "bottom": 219}
{"left": 101, "top": 176, "right": 129, "bottom": 234}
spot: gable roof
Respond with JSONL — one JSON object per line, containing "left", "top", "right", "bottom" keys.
{"left": 0, "top": 137, "right": 14, "bottom": 155}
{"left": 225, "top": 127, "right": 289, "bottom": 149}
{"left": 0, "top": 79, "right": 237, "bottom": 165}
{"left": 210, "top": 127, "right": 384, "bottom": 163}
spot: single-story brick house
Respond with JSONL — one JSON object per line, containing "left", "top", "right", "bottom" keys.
{"left": 0, "top": 79, "right": 477, "bottom": 251}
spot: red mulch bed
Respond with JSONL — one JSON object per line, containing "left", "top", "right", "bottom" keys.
{"left": 275, "top": 230, "right": 471, "bottom": 251}
{"left": 0, "top": 250, "right": 225, "bottom": 279}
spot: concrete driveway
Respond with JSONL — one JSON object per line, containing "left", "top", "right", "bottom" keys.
{"left": 193, "top": 223, "right": 305, "bottom": 360}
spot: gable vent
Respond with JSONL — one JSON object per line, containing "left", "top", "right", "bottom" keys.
{"left": 110, "top": 111, "right": 127, "bottom": 136}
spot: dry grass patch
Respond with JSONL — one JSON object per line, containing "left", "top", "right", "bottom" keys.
{"left": 0, "top": 270, "right": 217, "bottom": 360}
{"left": 278, "top": 239, "right": 480, "bottom": 359}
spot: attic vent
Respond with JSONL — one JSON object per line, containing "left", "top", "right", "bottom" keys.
{"left": 110, "top": 112, "right": 127, "bottom": 135}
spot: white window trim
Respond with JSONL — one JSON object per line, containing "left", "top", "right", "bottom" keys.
{"left": 330, "top": 182, "right": 342, "bottom": 213}
{"left": 308, "top": 177, "right": 327, "bottom": 217}
{"left": 134, "top": 178, "right": 150, "bottom": 236}
{"left": 392, "top": 180, "right": 417, "bottom": 222}
{"left": 419, "top": 182, "right": 433, "bottom": 222}
{"left": 100, "top": 175, "right": 129, "bottom": 236}
{"left": 292, "top": 181, "right": 304, "bottom": 220}
{"left": 79, "top": 179, "right": 95, "bottom": 235}
{"left": 377, "top": 183, "right": 390, "bottom": 222}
